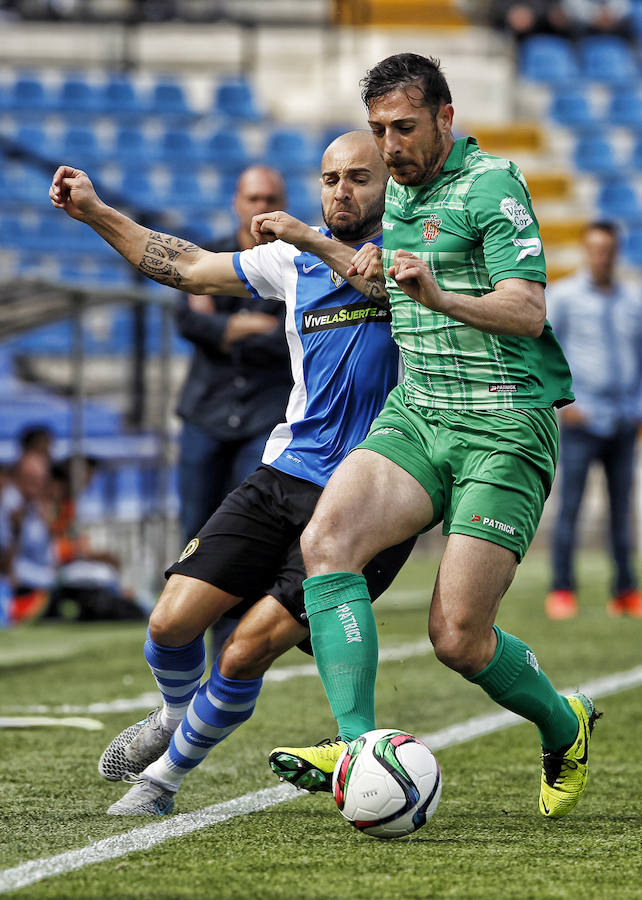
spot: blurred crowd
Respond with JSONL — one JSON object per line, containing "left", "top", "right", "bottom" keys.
{"left": 0, "top": 425, "right": 143, "bottom": 625}
{"left": 489, "top": 0, "right": 634, "bottom": 43}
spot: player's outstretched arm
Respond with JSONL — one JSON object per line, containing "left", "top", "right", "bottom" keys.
{"left": 49, "top": 166, "right": 246, "bottom": 296}
{"left": 389, "top": 249, "right": 545, "bottom": 337}
{"left": 251, "top": 210, "right": 389, "bottom": 309}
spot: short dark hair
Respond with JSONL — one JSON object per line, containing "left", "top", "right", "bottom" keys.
{"left": 18, "top": 424, "right": 53, "bottom": 452}
{"left": 585, "top": 220, "right": 619, "bottom": 240}
{"left": 361, "top": 53, "right": 452, "bottom": 115}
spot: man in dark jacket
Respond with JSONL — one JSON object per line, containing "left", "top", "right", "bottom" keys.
{"left": 175, "top": 165, "right": 292, "bottom": 541}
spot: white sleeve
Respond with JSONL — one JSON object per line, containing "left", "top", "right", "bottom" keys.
{"left": 233, "top": 241, "right": 289, "bottom": 302}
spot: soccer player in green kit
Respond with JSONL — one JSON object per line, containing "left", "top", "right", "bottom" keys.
{"left": 270, "top": 52, "right": 600, "bottom": 819}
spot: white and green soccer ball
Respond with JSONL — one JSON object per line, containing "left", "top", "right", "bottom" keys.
{"left": 332, "top": 728, "right": 442, "bottom": 839}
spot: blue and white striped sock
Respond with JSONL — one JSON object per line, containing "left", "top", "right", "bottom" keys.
{"left": 143, "top": 628, "right": 206, "bottom": 728}
{"left": 144, "top": 658, "right": 262, "bottom": 790}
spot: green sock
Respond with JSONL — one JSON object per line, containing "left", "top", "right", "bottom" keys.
{"left": 304, "top": 572, "right": 378, "bottom": 742}
{"left": 468, "top": 626, "right": 578, "bottom": 752}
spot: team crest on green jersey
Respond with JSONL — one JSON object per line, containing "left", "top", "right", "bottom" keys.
{"left": 421, "top": 214, "right": 441, "bottom": 244}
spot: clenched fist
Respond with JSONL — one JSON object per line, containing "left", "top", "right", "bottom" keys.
{"left": 49, "top": 166, "right": 103, "bottom": 222}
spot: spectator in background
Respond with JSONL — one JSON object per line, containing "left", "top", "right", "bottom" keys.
{"left": 490, "top": 0, "right": 632, "bottom": 41}
{"left": 18, "top": 423, "right": 54, "bottom": 463}
{"left": 561, "top": 0, "right": 633, "bottom": 38}
{"left": 175, "top": 165, "right": 292, "bottom": 543}
{"left": 0, "top": 450, "right": 56, "bottom": 622}
{"left": 490, "top": 1, "right": 571, "bottom": 42}
{"left": 545, "top": 222, "right": 642, "bottom": 619}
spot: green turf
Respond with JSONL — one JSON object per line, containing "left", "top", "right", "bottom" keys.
{"left": 0, "top": 549, "right": 640, "bottom": 899}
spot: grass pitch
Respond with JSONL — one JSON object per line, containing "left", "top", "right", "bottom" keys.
{"left": 1, "top": 548, "right": 641, "bottom": 900}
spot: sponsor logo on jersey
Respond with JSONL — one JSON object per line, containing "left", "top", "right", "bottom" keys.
{"left": 301, "top": 301, "right": 391, "bottom": 333}
{"left": 382, "top": 221, "right": 394, "bottom": 230}
{"left": 489, "top": 383, "right": 518, "bottom": 392}
{"left": 512, "top": 237, "right": 542, "bottom": 261}
{"left": 421, "top": 214, "right": 441, "bottom": 244}
{"left": 330, "top": 269, "right": 345, "bottom": 288}
{"left": 371, "top": 426, "right": 404, "bottom": 437}
{"left": 525, "top": 650, "right": 539, "bottom": 674}
{"left": 178, "top": 538, "right": 199, "bottom": 562}
{"left": 482, "top": 517, "right": 516, "bottom": 535}
{"left": 471, "top": 514, "right": 481, "bottom": 522}
{"left": 302, "top": 261, "right": 324, "bottom": 274}
{"left": 500, "top": 196, "right": 533, "bottom": 232}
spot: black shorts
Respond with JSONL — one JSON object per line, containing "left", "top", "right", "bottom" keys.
{"left": 166, "top": 464, "right": 416, "bottom": 630}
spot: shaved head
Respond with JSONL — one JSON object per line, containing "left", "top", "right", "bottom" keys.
{"left": 234, "top": 165, "right": 286, "bottom": 244}
{"left": 320, "top": 131, "right": 388, "bottom": 243}
{"left": 321, "top": 130, "right": 389, "bottom": 183}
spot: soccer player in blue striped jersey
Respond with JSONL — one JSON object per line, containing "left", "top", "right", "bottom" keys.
{"left": 50, "top": 131, "right": 415, "bottom": 815}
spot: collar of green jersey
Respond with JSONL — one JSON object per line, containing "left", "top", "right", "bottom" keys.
{"left": 441, "top": 135, "right": 478, "bottom": 172}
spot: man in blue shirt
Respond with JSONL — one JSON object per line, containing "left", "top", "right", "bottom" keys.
{"left": 545, "top": 221, "right": 642, "bottom": 619}
{"left": 50, "top": 131, "right": 413, "bottom": 815}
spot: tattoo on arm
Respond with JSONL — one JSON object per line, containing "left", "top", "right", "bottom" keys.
{"left": 138, "top": 232, "right": 200, "bottom": 287}
{"left": 367, "top": 281, "right": 390, "bottom": 310}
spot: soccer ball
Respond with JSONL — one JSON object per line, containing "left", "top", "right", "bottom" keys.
{"left": 332, "top": 728, "right": 442, "bottom": 839}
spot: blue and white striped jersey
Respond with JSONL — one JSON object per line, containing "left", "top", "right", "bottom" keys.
{"left": 233, "top": 229, "right": 399, "bottom": 487}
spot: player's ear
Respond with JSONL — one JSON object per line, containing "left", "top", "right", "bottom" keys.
{"left": 437, "top": 104, "right": 454, "bottom": 134}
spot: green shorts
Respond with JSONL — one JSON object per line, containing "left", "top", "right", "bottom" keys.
{"left": 355, "top": 384, "right": 559, "bottom": 561}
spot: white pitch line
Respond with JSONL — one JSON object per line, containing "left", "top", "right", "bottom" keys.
{"left": 0, "top": 716, "right": 104, "bottom": 731}
{"left": 1, "top": 662, "right": 641, "bottom": 896}
{"left": 1, "top": 639, "right": 433, "bottom": 715}
{"left": 0, "top": 785, "right": 298, "bottom": 896}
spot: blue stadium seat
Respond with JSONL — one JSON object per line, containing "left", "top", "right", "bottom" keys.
{"left": 7, "top": 73, "right": 55, "bottom": 117}
{"left": 149, "top": 79, "right": 192, "bottom": 120}
{"left": 633, "top": 0, "right": 642, "bottom": 36}
{"left": 607, "top": 88, "right": 642, "bottom": 128}
{"left": 203, "top": 128, "right": 251, "bottom": 173}
{"left": 113, "top": 126, "right": 156, "bottom": 165}
{"left": 549, "top": 88, "right": 598, "bottom": 130}
{"left": 120, "top": 169, "right": 161, "bottom": 212}
{"left": 520, "top": 35, "right": 579, "bottom": 84}
{"left": 11, "top": 320, "right": 73, "bottom": 353}
{"left": 597, "top": 178, "right": 640, "bottom": 221}
{"left": 14, "top": 125, "right": 48, "bottom": 155}
{"left": 112, "top": 464, "right": 145, "bottom": 521}
{"left": 317, "top": 123, "right": 356, "bottom": 157}
{"left": 213, "top": 78, "right": 263, "bottom": 121}
{"left": 286, "top": 175, "right": 320, "bottom": 222}
{"left": 60, "top": 125, "right": 105, "bottom": 169}
{"left": 76, "top": 468, "right": 109, "bottom": 522}
{"left": 623, "top": 221, "right": 642, "bottom": 264}
{"left": 578, "top": 36, "right": 638, "bottom": 85}
{"left": 158, "top": 128, "right": 203, "bottom": 165}
{"left": 94, "top": 264, "right": 136, "bottom": 288}
{"left": 215, "top": 172, "right": 239, "bottom": 208}
{"left": 265, "top": 128, "right": 315, "bottom": 174}
{"left": 168, "top": 170, "right": 209, "bottom": 213}
{"left": 57, "top": 74, "right": 101, "bottom": 117}
{"left": 573, "top": 135, "right": 619, "bottom": 176}
{"left": 12, "top": 164, "right": 53, "bottom": 209}
{"left": 99, "top": 74, "right": 147, "bottom": 119}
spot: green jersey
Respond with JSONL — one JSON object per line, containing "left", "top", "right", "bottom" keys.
{"left": 382, "top": 136, "right": 573, "bottom": 411}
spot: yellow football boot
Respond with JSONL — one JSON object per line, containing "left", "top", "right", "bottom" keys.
{"left": 269, "top": 738, "right": 347, "bottom": 792}
{"left": 539, "top": 693, "right": 601, "bottom": 819}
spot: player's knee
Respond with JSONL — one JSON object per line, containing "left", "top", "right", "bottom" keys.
{"left": 148, "top": 604, "right": 192, "bottom": 647}
{"left": 301, "top": 516, "right": 347, "bottom": 573}
{"left": 430, "top": 620, "right": 484, "bottom": 676}
{"left": 218, "top": 633, "right": 270, "bottom": 680}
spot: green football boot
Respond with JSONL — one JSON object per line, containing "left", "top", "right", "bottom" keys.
{"left": 269, "top": 737, "right": 347, "bottom": 792}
